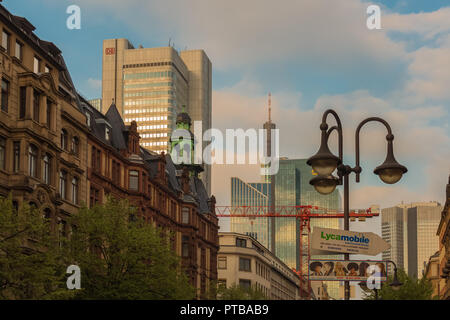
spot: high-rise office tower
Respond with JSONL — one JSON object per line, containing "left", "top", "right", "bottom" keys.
{"left": 382, "top": 201, "right": 442, "bottom": 278}
{"left": 274, "top": 158, "right": 341, "bottom": 299}
{"left": 381, "top": 206, "right": 406, "bottom": 270}
{"left": 230, "top": 177, "right": 271, "bottom": 249}
{"left": 88, "top": 98, "right": 102, "bottom": 112}
{"left": 102, "top": 39, "right": 212, "bottom": 193}
{"left": 274, "top": 158, "right": 341, "bottom": 269}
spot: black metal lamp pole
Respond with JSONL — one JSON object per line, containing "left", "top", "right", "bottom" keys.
{"left": 307, "top": 109, "right": 407, "bottom": 300}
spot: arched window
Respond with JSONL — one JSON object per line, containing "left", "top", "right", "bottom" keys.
{"left": 61, "top": 129, "right": 68, "bottom": 150}
{"left": 71, "top": 176, "right": 78, "bottom": 204}
{"left": 71, "top": 136, "right": 79, "bottom": 156}
{"left": 28, "top": 144, "right": 38, "bottom": 177}
{"left": 59, "top": 170, "right": 67, "bottom": 200}
{"left": 43, "top": 153, "right": 52, "bottom": 184}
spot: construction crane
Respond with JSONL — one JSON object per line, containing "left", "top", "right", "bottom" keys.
{"left": 215, "top": 205, "right": 379, "bottom": 299}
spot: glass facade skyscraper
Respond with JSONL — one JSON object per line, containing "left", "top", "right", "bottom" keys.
{"left": 274, "top": 158, "right": 341, "bottom": 270}
{"left": 102, "top": 39, "right": 212, "bottom": 194}
{"left": 230, "top": 177, "right": 272, "bottom": 249}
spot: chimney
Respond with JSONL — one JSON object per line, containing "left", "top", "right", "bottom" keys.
{"left": 181, "top": 166, "right": 190, "bottom": 194}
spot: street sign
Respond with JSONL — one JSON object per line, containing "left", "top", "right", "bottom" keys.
{"left": 311, "top": 227, "right": 390, "bottom": 256}
{"left": 309, "top": 259, "right": 388, "bottom": 282}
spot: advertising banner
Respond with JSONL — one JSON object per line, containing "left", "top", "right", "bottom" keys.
{"left": 308, "top": 259, "right": 388, "bottom": 282}
{"left": 311, "top": 227, "right": 390, "bottom": 256}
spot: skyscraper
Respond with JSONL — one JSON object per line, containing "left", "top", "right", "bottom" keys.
{"left": 230, "top": 177, "right": 271, "bottom": 249}
{"left": 274, "top": 158, "right": 341, "bottom": 269}
{"left": 101, "top": 39, "right": 212, "bottom": 193}
{"left": 381, "top": 206, "right": 406, "bottom": 270}
{"left": 382, "top": 201, "right": 442, "bottom": 278}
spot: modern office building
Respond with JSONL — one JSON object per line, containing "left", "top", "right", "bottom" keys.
{"left": 381, "top": 206, "right": 406, "bottom": 270}
{"left": 217, "top": 232, "right": 311, "bottom": 299}
{"left": 229, "top": 158, "right": 342, "bottom": 298}
{"left": 88, "top": 98, "right": 102, "bottom": 112}
{"left": 230, "top": 177, "right": 271, "bottom": 249}
{"left": 407, "top": 202, "right": 442, "bottom": 278}
{"left": 101, "top": 39, "right": 212, "bottom": 193}
{"left": 274, "top": 158, "right": 341, "bottom": 270}
{"left": 382, "top": 201, "right": 442, "bottom": 278}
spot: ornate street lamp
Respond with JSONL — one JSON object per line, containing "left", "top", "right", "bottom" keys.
{"left": 307, "top": 109, "right": 407, "bottom": 300}
{"left": 389, "top": 261, "right": 403, "bottom": 291}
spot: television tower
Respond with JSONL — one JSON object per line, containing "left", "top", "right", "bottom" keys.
{"left": 263, "top": 93, "right": 276, "bottom": 254}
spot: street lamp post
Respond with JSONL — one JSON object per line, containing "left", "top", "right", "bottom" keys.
{"left": 364, "top": 260, "right": 403, "bottom": 300}
{"left": 307, "top": 109, "right": 407, "bottom": 300}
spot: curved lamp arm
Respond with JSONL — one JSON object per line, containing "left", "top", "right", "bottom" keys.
{"left": 355, "top": 117, "right": 393, "bottom": 182}
{"left": 322, "top": 109, "right": 343, "bottom": 162}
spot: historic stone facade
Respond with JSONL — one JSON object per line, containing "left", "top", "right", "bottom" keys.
{"left": 0, "top": 5, "right": 88, "bottom": 236}
{"left": 437, "top": 175, "right": 450, "bottom": 299}
{"left": 80, "top": 97, "right": 219, "bottom": 297}
{"left": 0, "top": 4, "right": 218, "bottom": 298}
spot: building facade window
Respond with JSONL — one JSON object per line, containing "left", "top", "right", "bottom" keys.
{"left": 239, "top": 257, "right": 251, "bottom": 272}
{"left": 33, "top": 89, "right": 40, "bottom": 122}
{"left": 61, "top": 129, "right": 68, "bottom": 150}
{"left": 218, "top": 256, "right": 227, "bottom": 269}
{"left": 90, "top": 186, "right": 100, "bottom": 207}
{"left": 182, "top": 235, "right": 190, "bottom": 257}
{"left": 19, "top": 87, "right": 26, "bottom": 119}
{"left": 91, "top": 146, "right": 101, "bottom": 172}
{"left": 236, "top": 238, "right": 247, "bottom": 248}
{"left": 46, "top": 99, "right": 52, "bottom": 128}
{"left": 13, "top": 141, "right": 20, "bottom": 173}
{"left": 15, "top": 41, "right": 22, "bottom": 60}
{"left": 28, "top": 144, "right": 38, "bottom": 177}
{"left": 59, "top": 170, "right": 67, "bottom": 200}
{"left": 0, "top": 137, "right": 5, "bottom": 170}
{"left": 71, "top": 136, "right": 79, "bottom": 156}
{"left": 239, "top": 279, "right": 251, "bottom": 290}
{"left": 33, "top": 56, "right": 40, "bottom": 73}
{"left": 2, "top": 30, "right": 10, "bottom": 53}
{"left": 1, "top": 78, "right": 9, "bottom": 113}
{"left": 182, "top": 207, "right": 190, "bottom": 224}
{"left": 71, "top": 177, "right": 79, "bottom": 204}
{"left": 43, "top": 153, "right": 52, "bottom": 184}
{"left": 129, "top": 170, "right": 139, "bottom": 191}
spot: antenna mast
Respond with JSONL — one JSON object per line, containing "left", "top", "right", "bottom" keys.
{"left": 268, "top": 92, "right": 272, "bottom": 123}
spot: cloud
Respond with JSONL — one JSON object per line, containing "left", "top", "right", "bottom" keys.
{"left": 384, "top": 7, "right": 450, "bottom": 41}
{"left": 211, "top": 83, "right": 450, "bottom": 209}
{"left": 76, "top": 0, "right": 405, "bottom": 71}
{"left": 404, "top": 47, "right": 450, "bottom": 102}
{"left": 87, "top": 78, "right": 101, "bottom": 90}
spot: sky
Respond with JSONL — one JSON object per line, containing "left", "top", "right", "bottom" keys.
{"left": 5, "top": 0, "right": 449, "bottom": 213}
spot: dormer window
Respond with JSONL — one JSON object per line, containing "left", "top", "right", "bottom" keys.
{"left": 105, "top": 126, "right": 111, "bottom": 141}
{"left": 85, "top": 112, "right": 91, "bottom": 127}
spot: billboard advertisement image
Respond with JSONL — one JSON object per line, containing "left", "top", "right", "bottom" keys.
{"left": 308, "top": 259, "right": 388, "bottom": 282}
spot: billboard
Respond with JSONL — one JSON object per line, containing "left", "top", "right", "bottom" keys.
{"left": 308, "top": 259, "right": 388, "bottom": 282}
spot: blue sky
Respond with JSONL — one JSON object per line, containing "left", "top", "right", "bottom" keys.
{"left": 5, "top": 0, "right": 450, "bottom": 210}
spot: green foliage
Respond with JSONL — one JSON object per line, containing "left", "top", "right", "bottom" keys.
{"left": 64, "top": 197, "right": 196, "bottom": 300}
{"left": 0, "top": 195, "right": 68, "bottom": 300}
{"left": 362, "top": 268, "right": 436, "bottom": 300}
{"left": 216, "top": 284, "right": 267, "bottom": 300}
